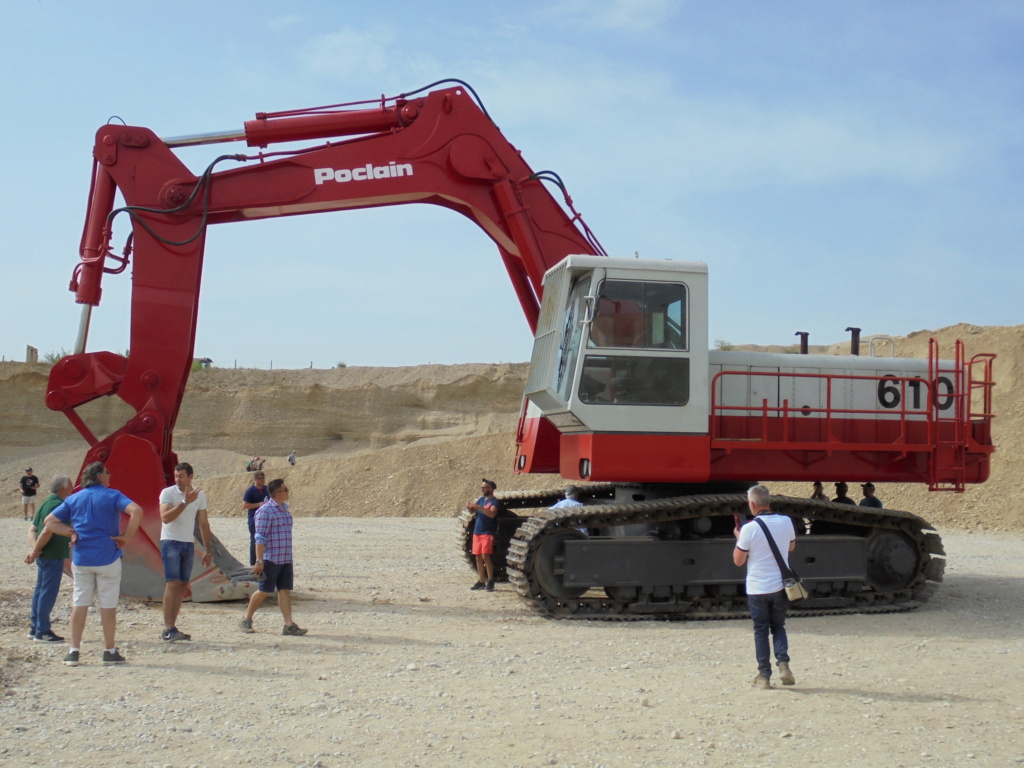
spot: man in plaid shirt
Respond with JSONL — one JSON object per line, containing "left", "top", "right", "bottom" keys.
{"left": 239, "top": 478, "right": 307, "bottom": 636}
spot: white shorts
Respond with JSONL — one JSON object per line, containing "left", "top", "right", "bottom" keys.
{"left": 71, "top": 559, "right": 123, "bottom": 609}
{"left": 22, "top": 495, "right": 36, "bottom": 506}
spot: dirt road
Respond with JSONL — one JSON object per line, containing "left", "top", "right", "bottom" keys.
{"left": 2, "top": 518, "right": 1023, "bottom": 768}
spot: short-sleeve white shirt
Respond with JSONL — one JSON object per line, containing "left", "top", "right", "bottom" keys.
{"left": 736, "top": 513, "right": 796, "bottom": 595}
{"left": 159, "top": 485, "right": 208, "bottom": 543}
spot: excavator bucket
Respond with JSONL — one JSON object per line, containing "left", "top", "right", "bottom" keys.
{"left": 86, "top": 434, "right": 257, "bottom": 602}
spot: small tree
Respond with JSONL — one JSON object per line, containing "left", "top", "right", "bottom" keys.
{"left": 42, "top": 348, "right": 71, "bottom": 364}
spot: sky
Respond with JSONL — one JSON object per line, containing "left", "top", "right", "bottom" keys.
{"left": 1, "top": 1, "right": 1021, "bottom": 369}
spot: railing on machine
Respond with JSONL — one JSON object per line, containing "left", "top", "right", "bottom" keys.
{"left": 708, "top": 339, "right": 996, "bottom": 491}
{"left": 925, "top": 340, "right": 998, "bottom": 491}
{"left": 928, "top": 339, "right": 965, "bottom": 491}
{"left": 709, "top": 370, "right": 938, "bottom": 453}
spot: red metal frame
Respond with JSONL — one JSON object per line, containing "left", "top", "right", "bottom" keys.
{"left": 708, "top": 339, "right": 995, "bottom": 490}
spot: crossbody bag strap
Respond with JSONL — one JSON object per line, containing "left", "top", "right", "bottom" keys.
{"left": 754, "top": 516, "right": 795, "bottom": 581}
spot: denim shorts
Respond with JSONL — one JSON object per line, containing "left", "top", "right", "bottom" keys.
{"left": 161, "top": 539, "right": 195, "bottom": 582}
{"left": 258, "top": 561, "right": 294, "bottom": 593}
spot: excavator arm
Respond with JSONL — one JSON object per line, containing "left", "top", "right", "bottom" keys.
{"left": 46, "top": 83, "right": 604, "bottom": 601}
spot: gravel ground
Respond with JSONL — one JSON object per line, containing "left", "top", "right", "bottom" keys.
{"left": 2, "top": 518, "right": 1023, "bottom": 768}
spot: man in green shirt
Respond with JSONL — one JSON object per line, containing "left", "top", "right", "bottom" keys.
{"left": 25, "top": 475, "right": 74, "bottom": 642}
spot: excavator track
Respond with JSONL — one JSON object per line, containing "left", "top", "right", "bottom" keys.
{"left": 489, "top": 493, "right": 943, "bottom": 620}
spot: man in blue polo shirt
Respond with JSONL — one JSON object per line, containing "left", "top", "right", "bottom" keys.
{"left": 45, "top": 462, "right": 144, "bottom": 667}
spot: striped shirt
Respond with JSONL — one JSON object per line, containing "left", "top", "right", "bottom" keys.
{"left": 254, "top": 498, "right": 293, "bottom": 564}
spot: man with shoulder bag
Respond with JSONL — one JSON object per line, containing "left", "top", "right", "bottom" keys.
{"left": 733, "top": 484, "right": 798, "bottom": 689}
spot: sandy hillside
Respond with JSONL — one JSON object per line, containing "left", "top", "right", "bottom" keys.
{"left": 3, "top": 323, "right": 1022, "bottom": 530}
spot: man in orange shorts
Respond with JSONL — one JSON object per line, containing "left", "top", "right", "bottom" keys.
{"left": 467, "top": 478, "right": 503, "bottom": 592}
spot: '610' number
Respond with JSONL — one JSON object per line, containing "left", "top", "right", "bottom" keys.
{"left": 877, "top": 375, "right": 954, "bottom": 410}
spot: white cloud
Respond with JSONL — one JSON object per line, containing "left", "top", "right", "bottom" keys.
{"left": 591, "top": 0, "right": 679, "bottom": 31}
{"left": 476, "top": 60, "right": 961, "bottom": 192}
{"left": 659, "top": 101, "right": 964, "bottom": 191}
{"left": 539, "top": 0, "right": 679, "bottom": 31}
{"left": 267, "top": 15, "right": 303, "bottom": 31}
{"left": 301, "top": 26, "right": 394, "bottom": 78}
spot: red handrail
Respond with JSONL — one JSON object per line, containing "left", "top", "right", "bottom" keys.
{"left": 708, "top": 339, "right": 996, "bottom": 490}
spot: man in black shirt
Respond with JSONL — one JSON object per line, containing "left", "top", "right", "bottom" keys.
{"left": 832, "top": 482, "right": 855, "bottom": 505}
{"left": 18, "top": 468, "right": 40, "bottom": 522}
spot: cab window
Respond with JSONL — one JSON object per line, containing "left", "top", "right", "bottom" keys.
{"left": 587, "top": 281, "right": 687, "bottom": 350}
{"left": 555, "top": 276, "right": 591, "bottom": 401}
{"left": 579, "top": 356, "right": 690, "bottom": 406}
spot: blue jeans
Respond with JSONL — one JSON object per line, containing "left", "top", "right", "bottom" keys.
{"left": 248, "top": 513, "right": 257, "bottom": 566}
{"left": 748, "top": 589, "right": 790, "bottom": 678}
{"left": 30, "top": 558, "right": 65, "bottom": 636}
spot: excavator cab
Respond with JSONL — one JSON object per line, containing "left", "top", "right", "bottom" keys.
{"left": 525, "top": 255, "right": 710, "bottom": 441}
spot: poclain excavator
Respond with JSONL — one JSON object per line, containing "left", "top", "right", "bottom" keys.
{"left": 48, "top": 80, "right": 995, "bottom": 616}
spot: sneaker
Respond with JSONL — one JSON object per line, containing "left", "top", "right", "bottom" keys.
{"left": 62, "top": 650, "right": 80, "bottom": 667}
{"left": 239, "top": 618, "right": 254, "bottom": 634}
{"left": 282, "top": 623, "right": 308, "bottom": 636}
{"left": 161, "top": 627, "right": 191, "bottom": 642}
{"left": 778, "top": 662, "right": 796, "bottom": 686}
{"left": 34, "top": 630, "right": 65, "bottom": 643}
{"left": 470, "top": 581, "right": 486, "bottom": 591}
{"left": 485, "top": 580, "right": 495, "bottom": 592}
{"left": 28, "top": 630, "right": 37, "bottom": 639}
{"left": 753, "top": 674, "right": 771, "bottom": 689}
{"left": 102, "top": 648, "right": 127, "bottom": 665}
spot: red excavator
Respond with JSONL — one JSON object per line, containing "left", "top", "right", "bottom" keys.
{"left": 48, "top": 80, "right": 995, "bottom": 617}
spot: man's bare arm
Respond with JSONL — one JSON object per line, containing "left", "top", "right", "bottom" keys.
{"left": 197, "top": 508, "right": 213, "bottom": 567}
{"left": 113, "top": 502, "right": 144, "bottom": 547}
{"left": 733, "top": 547, "right": 748, "bottom": 567}
{"left": 43, "top": 513, "right": 73, "bottom": 538}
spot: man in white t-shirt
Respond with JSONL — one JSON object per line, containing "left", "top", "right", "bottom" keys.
{"left": 158, "top": 462, "right": 213, "bottom": 642}
{"left": 734, "top": 484, "right": 797, "bottom": 689}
